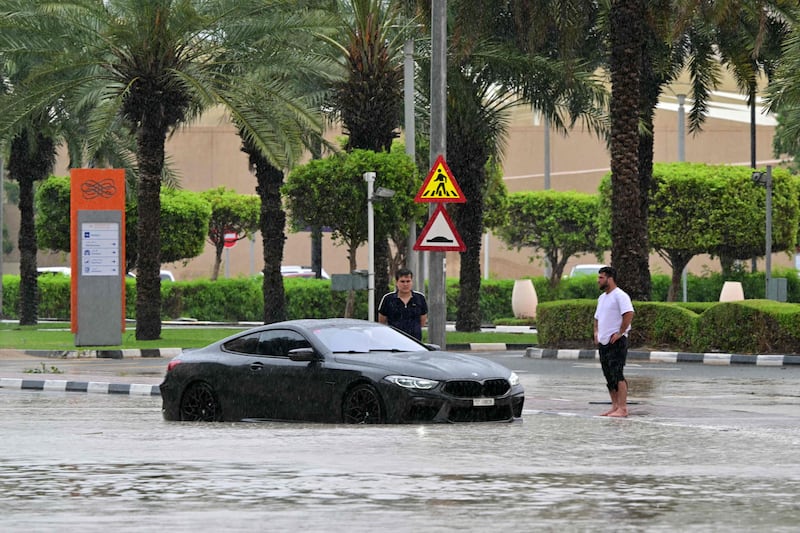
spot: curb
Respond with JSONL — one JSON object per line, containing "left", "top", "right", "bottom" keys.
{"left": 525, "top": 347, "right": 800, "bottom": 366}
{"left": 0, "top": 377, "right": 160, "bottom": 396}
{"left": 447, "top": 343, "right": 532, "bottom": 351}
{"left": 17, "top": 348, "right": 183, "bottom": 359}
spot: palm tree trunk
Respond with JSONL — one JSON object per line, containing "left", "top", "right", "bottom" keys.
{"left": 345, "top": 244, "right": 358, "bottom": 318}
{"left": 610, "top": 0, "right": 650, "bottom": 300}
{"left": 9, "top": 130, "right": 55, "bottom": 325}
{"left": 454, "top": 189, "right": 484, "bottom": 331}
{"left": 253, "top": 159, "right": 286, "bottom": 324}
{"left": 375, "top": 238, "right": 390, "bottom": 316}
{"left": 134, "top": 119, "right": 166, "bottom": 340}
{"left": 450, "top": 150, "right": 486, "bottom": 332}
{"left": 16, "top": 172, "right": 38, "bottom": 325}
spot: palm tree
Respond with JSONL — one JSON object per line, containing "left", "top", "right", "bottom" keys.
{"left": 219, "top": 7, "right": 338, "bottom": 324}
{"left": 6, "top": 124, "right": 55, "bottom": 325}
{"left": 767, "top": 7, "right": 800, "bottom": 160}
{"left": 325, "top": 0, "right": 408, "bottom": 311}
{"left": 0, "top": 0, "right": 331, "bottom": 338}
{"left": 415, "top": 0, "right": 608, "bottom": 330}
{"left": 626, "top": 0, "right": 794, "bottom": 285}
{"left": 605, "top": 0, "right": 651, "bottom": 300}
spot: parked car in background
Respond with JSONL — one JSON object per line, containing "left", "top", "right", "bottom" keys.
{"left": 280, "top": 265, "right": 330, "bottom": 279}
{"left": 569, "top": 264, "right": 605, "bottom": 278}
{"left": 36, "top": 267, "right": 72, "bottom": 276}
{"left": 126, "top": 270, "right": 176, "bottom": 282}
{"left": 160, "top": 318, "right": 524, "bottom": 424}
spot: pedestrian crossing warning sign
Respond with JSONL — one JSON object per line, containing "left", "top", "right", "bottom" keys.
{"left": 414, "top": 155, "right": 466, "bottom": 203}
{"left": 413, "top": 204, "right": 466, "bottom": 252}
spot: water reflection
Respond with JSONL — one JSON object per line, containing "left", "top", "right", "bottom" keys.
{"left": 2, "top": 377, "right": 800, "bottom": 532}
{"left": 1, "top": 407, "right": 799, "bottom": 532}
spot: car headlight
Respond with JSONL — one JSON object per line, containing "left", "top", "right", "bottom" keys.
{"left": 385, "top": 375, "right": 439, "bottom": 390}
{"left": 508, "top": 372, "right": 520, "bottom": 386}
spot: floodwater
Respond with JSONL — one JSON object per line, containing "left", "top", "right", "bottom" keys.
{"left": 1, "top": 371, "right": 799, "bottom": 532}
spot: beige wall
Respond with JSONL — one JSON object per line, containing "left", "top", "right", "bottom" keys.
{"left": 7, "top": 83, "right": 795, "bottom": 280}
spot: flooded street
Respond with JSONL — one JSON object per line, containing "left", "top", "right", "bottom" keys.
{"left": 2, "top": 362, "right": 800, "bottom": 532}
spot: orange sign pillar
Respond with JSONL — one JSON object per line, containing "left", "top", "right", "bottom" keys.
{"left": 70, "top": 169, "right": 126, "bottom": 346}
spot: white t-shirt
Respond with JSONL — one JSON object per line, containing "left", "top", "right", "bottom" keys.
{"left": 594, "top": 287, "right": 634, "bottom": 344}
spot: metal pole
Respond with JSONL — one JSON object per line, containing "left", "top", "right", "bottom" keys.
{"left": 677, "top": 94, "right": 686, "bottom": 163}
{"left": 543, "top": 115, "right": 551, "bottom": 190}
{"left": 364, "top": 172, "right": 376, "bottom": 321}
{"left": 766, "top": 165, "right": 772, "bottom": 298}
{"left": 224, "top": 247, "right": 230, "bottom": 279}
{"left": 428, "top": 0, "right": 447, "bottom": 348}
{"left": 543, "top": 113, "right": 552, "bottom": 278}
{"left": 403, "top": 38, "right": 420, "bottom": 281}
{"left": 678, "top": 94, "right": 688, "bottom": 302}
{"left": 249, "top": 236, "right": 255, "bottom": 275}
{"left": 750, "top": 92, "right": 757, "bottom": 169}
{"left": 483, "top": 232, "right": 489, "bottom": 280}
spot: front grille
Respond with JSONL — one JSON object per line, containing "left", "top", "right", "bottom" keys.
{"left": 448, "top": 404, "right": 513, "bottom": 422}
{"left": 442, "top": 379, "right": 510, "bottom": 398}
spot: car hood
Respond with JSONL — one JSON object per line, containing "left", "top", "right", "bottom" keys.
{"left": 331, "top": 350, "right": 511, "bottom": 380}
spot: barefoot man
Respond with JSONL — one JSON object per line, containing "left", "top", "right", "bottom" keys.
{"left": 593, "top": 266, "right": 634, "bottom": 417}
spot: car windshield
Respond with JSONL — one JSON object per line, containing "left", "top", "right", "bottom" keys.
{"left": 313, "top": 325, "right": 426, "bottom": 354}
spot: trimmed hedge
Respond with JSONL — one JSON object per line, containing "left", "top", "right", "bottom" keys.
{"left": 3, "top": 273, "right": 800, "bottom": 354}
{"left": 537, "top": 299, "right": 800, "bottom": 354}
{"left": 1, "top": 275, "right": 372, "bottom": 322}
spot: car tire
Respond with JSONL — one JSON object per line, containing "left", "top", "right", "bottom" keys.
{"left": 342, "top": 384, "right": 384, "bottom": 424}
{"left": 179, "top": 381, "right": 222, "bottom": 422}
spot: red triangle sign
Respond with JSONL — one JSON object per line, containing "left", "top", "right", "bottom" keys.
{"left": 413, "top": 204, "right": 466, "bottom": 251}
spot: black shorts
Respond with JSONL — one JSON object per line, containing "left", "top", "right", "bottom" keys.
{"left": 598, "top": 336, "right": 627, "bottom": 391}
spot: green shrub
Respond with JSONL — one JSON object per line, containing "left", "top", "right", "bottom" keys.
{"left": 443, "top": 278, "right": 514, "bottom": 323}
{"left": 535, "top": 298, "right": 800, "bottom": 354}
{"left": 694, "top": 300, "right": 800, "bottom": 354}
{"left": 3, "top": 273, "right": 800, "bottom": 355}
{"left": 2, "top": 275, "right": 20, "bottom": 318}
{"left": 628, "top": 302, "right": 698, "bottom": 350}
{"left": 536, "top": 299, "right": 596, "bottom": 348}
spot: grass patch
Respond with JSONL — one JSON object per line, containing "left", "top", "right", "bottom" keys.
{"left": 0, "top": 322, "right": 537, "bottom": 350}
{"left": 433, "top": 331, "right": 537, "bottom": 345}
{"left": 0, "top": 323, "right": 248, "bottom": 351}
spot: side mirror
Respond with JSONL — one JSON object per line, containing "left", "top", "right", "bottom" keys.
{"left": 288, "top": 347, "right": 319, "bottom": 362}
{"left": 425, "top": 343, "right": 440, "bottom": 351}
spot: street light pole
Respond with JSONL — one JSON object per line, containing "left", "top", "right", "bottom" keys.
{"left": 428, "top": 0, "right": 447, "bottom": 349}
{"left": 365, "top": 172, "right": 377, "bottom": 322}
{"left": 678, "top": 94, "right": 688, "bottom": 302}
{"left": 752, "top": 165, "right": 773, "bottom": 298}
{"left": 364, "top": 172, "right": 395, "bottom": 322}
{"left": 766, "top": 165, "right": 773, "bottom": 297}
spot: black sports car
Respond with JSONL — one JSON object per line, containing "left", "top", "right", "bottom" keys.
{"left": 160, "top": 318, "right": 524, "bottom": 424}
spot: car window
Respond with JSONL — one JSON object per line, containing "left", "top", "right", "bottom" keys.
{"left": 223, "top": 330, "right": 311, "bottom": 357}
{"left": 223, "top": 332, "right": 261, "bottom": 354}
{"left": 314, "top": 325, "right": 424, "bottom": 353}
{"left": 255, "top": 330, "right": 311, "bottom": 357}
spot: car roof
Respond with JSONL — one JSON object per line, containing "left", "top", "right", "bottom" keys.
{"left": 265, "top": 318, "right": 375, "bottom": 330}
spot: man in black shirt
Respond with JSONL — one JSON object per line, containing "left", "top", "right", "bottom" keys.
{"left": 378, "top": 268, "right": 428, "bottom": 340}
